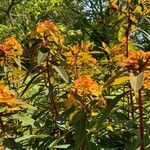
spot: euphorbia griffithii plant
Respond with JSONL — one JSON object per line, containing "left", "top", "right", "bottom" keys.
{"left": 64, "top": 41, "right": 96, "bottom": 77}
{"left": 0, "top": 1, "right": 149, "bottom": 147}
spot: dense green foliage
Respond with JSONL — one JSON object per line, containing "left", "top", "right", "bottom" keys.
{"left": 0, "top": 0, "right": 150, "bottom": 150}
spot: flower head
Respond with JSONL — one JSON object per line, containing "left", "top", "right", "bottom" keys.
{"left": 72, "top": 75, "right": 100, "bottom": 96}
{"left": 36, "top": 20, "right": 58, "bottom": 35}
{"left": 64, "top": 41, "right": 96, "bottom": 66}
{"left": 0, "top": 44, "right": 11, "bottom": 56}
{"left": 36, "top": 20, "right": 63, "bottom": 44}
{"left": 115, "top": 50, "right": 150, "bottom": 71}
{"left": 0, "top": 83, "right": 26, "bottom": 111}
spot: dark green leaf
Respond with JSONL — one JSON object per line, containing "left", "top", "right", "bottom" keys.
{"left": 88, "top": 91, "right": 129, "bottom": 133}
{"left": 74, "top": 111, "right": 87, "bottom": 150}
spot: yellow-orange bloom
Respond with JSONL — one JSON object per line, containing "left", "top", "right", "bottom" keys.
{"left": 73, "top": 75, "right": 100, "bottom": 96}
{"left": 36, "top": 20, "right": 58, "bottom": 35}
{"left": 4, "top": 37, "right": 23, "bottom": 56}
{"left": 115, "top": 50, "right": 150, "bottom": 71}
{"left": 0, "top": 83, "right": 26, "bottom": 111}
{"left": 36, "top": 20, "right": 63, "bottom": 45}
{"left": 64, "top": 41, "right": 96, "bottom": 66}
{"left": 143, "top": 70, "right": 150, "bottom": 90}
{"left": 0, "top": 84, "right": 13, "bottom": 98}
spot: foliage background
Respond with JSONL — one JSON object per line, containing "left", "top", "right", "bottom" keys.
{"left": 0, "top": 0, "right": 150, "bottom": 150}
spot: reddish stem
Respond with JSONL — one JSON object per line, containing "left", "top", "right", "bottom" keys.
{"left": 138, "top": 89, "right": 144, "bottom": 150}
{"left": 46, "top": 59, "right": 58, "bottom": 121}
{"left": 0, "top": 116, "right": 4, "bottom": 131}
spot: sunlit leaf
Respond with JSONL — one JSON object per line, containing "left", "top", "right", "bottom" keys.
{"left": 102, "top": 42, "right": 111, "bottom": 54}
{"left": 12, "top": 114, "right": 35, "bottom": 126}
{"left": 54, "top": 66, "right": 70, "bottom": 83}
{"left": 37, "top": 50, "right": 48, "bottom": 64}
{"left": 54, "top": 144, "right": 70, "bottom": 149}
{"left": 118, "top": 22, "right": 128, "bottom": 41}
{"left": 113, "top": 76, "right": 129, "bottom": 85}
{"left": 101, "top": 70, "right": 125, "bottom": 92}
{"left": 133, "top": 5, "right": 143, "bottom": 14}
{"left": 15, "top": 134, "right": 49, "bottom": 142}
{"left": 106, "top": 125, "right": 114, "bottom": 131}
{"left": 129, "top": 72, "right": 144, "bottom": 92}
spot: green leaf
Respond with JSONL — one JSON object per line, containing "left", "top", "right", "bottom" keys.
{"left": 88, "top": 91, "right": 129, "bottom": 133}
{"left": 15, "top": 134, "right": 49, "bottom": 142}
{"left": 128, "top": 40, "right": 137, "bottom": 51}
{"left": 12, "top": 114, "right": 35, "bottom": 126}
{"left": 37, "top": 138, "right": 53, "bottom": 150}
{"left": 49, "top": 130, "right": 71, "bottom": 150}
{"left": 54, "top": 144, "right": 70, "bottom": 149}
{"left": 126, "top": 140, "right": 140, "bottom": 150}
{"left": 102, "top": 70, "right": 126, "bottom": 92}
{"left": 74, "top": 112, "right": 87, "bottom": 150}
{"left": 54, "top": 66, "right": 70, "bottom": 83}
{"left": 13, "top": 57, "right": 22, "bottom": 70}
{"left": 133, "top": 5, "right": 142, "bottom": 14}
{"left": 3, "top": 138, "right": 23, "bottom": 150}
{"left": 118, "top": 21, "right": 128, "bottom": 41}
{"left": 102, "top": 42, "right": 111, "bottom": 54}
{"left": 20, "top": 69, "right": 46, "bottom": 98}
{"left": 37, "top": 51, "right": 48, "bottom": 64}
{"left": 0, "top": 24, "right": 7, "bottom": 29}
{"left": 0, "top": 106, "right": 7, "bottom": 113}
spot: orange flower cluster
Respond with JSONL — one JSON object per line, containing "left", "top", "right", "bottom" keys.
{"left": 65, "top": 75, "right": 106, "bottom": 108}
{"left": 116, "top": 50, "right": 150, "bottom": 71}
{"left": 36, "top": 20, "right": 63, "bottom": 44}
{"left": 72, "top": 75, "right": 100, "bottom": 96}
{"left": 0, "top": 83, "right": 26, "bottom": 111}
{"left": 64, "top": 41, "right": 96, "bottom": 66}
{"left": 0, "top": 37, "right": 23, "bottom": 56}
{"left": 0, "top": 84, "right": 15, "bottom": 100}
{"left": 111, "top": 38, "right": 127, "bottom": 56}
{"left": 143, "top": 70, "right": 150, "bottom": 90}
{"left": 36, "top": 20, "right": 57, "bottom": 34}
{"left": 0, "top": 44, "right": 10, "bottom": 56}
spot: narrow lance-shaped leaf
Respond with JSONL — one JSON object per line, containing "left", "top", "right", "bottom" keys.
{"left": 15, "top": 134, "right": 49, "bottom": 142}
{"left": 118, "top": 21, "right": 128, "bottom": 41}
{"left": 37, "top": 51, "right": 48, "bottom": 64}
{"left": 54, "top": 66, "right": 70, "bottom": 83}
{"left": 20, "top": 69, "right": 46, "bottom": 98}
{"left": 101, "top": 70, "right": 126, "bottom": 92}
{"left": 53, "top": 144, "right": 70, "bottom": 149}
{"left": 74, "top": 111, "right": 87, "bottom": 150}
{"left": 88, "top": 91, "right": 129, "bottom": 133}
{"left": 113, "top": 76, "right": 129, "bottom": 85}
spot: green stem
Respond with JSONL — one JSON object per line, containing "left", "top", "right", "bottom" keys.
{"left": 129, "top": 86, "right": 135, "bottom": 120}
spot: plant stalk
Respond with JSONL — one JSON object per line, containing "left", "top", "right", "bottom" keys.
{"left": 46, "top": 59, "right": 58, "bottom": 121}
{"left": 138, "top": 89, "right": 144, "bottom": 150}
